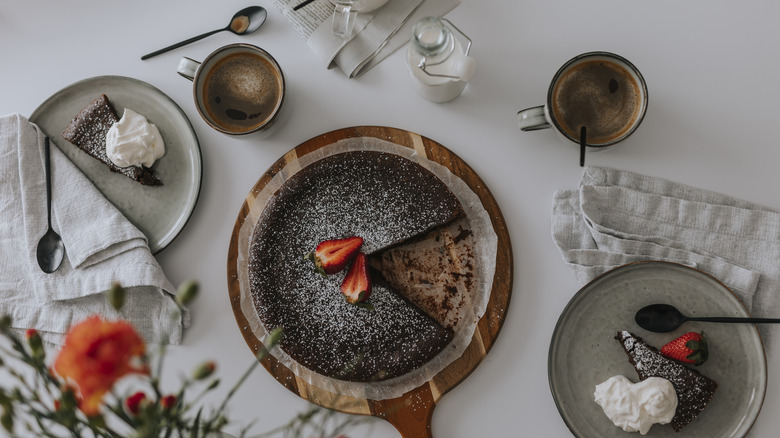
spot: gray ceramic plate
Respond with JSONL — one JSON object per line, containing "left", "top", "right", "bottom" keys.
{"left": 30, "top": 76, "right": 202, "bottom": 253}
{"left": 549, "top": 261, "right": 766, "bottom": 437}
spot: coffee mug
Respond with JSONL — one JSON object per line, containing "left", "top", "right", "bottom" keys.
{"left": 517, "top": 51, "right": 647, "bottom": 150}
{"left": 177, "top": 43, "right": 285, "bottom": 135}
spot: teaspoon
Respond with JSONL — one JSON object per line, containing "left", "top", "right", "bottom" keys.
{"left": 635, "top": 303, "right": 780, "bottom": 333}
{"left": 36, "top": 136, "right": 65, "bottom": 274}
{"left": 141, "top": 6, "right": 268, "bottom": 60}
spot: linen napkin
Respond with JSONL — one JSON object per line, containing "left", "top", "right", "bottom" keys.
{"left": 0, "top": 113, "right": 188, "bottom": 346}
{"left": 274, "top": 0, "right": 460, "bottom": 78}
{"left": 552, "top": 167, "right": 780, "bottom": 347}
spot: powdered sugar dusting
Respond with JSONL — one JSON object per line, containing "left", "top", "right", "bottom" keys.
{"left": 248, "top": 151, "right": 462, "bottom": 382}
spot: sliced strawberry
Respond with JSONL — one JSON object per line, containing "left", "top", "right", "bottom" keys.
{"left": 305, "top": 236, "right": 363, "bottom": 276}
{"left": 340, "top": 253, "right": 372, "bottom": 304}
{"left": 660, "top": 332, "right": 709, "bottom": 365}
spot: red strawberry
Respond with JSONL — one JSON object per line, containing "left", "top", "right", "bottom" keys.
{"left": 660, "top": 332, "right": 709, "bottom": 365}
{"left": 340, "top": 252, "right": 372, "bottom": 305}
{"left": 305, "top": 237, "right": 363, "bottom": 276}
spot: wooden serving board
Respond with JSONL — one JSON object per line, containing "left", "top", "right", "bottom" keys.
{"left": 227, "top": 126, "right": 513, "bottom": 437}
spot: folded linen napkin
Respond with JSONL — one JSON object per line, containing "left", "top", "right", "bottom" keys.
{"left": 552, "top": 167, "right": 780, "bottom": 347}
{"left": 275, "top": 0, "right": 460, "bottom": 78}
{"left": 0, "top": 113, "right": 188, "bottom": 345}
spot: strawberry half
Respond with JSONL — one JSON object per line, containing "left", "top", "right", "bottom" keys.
{"left": 305, "top": 237, "right": 363, "bottom": 277}
{"left": 340, "top": 253, "right": 372, "bottom": 305}
{"left": 660, "top": 332, "right": 709, "bottom": 365}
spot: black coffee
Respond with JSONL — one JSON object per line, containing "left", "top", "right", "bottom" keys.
{"left": 551, "top": 59, "right": 642, "bottom": 145}
{"left": 203, "top": 51, "right": 283, "bottom": 133}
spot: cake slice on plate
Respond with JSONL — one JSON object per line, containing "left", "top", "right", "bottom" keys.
{"left": 62, "top": 94, "right": 162, "bottom": 186}
{"left": 616, "top": 330, "right": 718, "bottom": 432}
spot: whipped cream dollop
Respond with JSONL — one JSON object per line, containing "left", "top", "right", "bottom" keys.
{"left": 106, "top": 109, "right": 165, "bottom": 168}
{"left": 594, "top": 375, "right": 678, "bottom": 435}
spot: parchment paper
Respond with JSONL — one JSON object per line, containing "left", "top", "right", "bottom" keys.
{"left": 236, "top": 136, "right": 497, "bottom": 400}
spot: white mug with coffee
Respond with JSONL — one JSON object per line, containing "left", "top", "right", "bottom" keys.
{"left": 517, "top": 51, "right": 647, "bottom": 151}
{"left": 177, "top": 43, "right": 285, "bottom": 135}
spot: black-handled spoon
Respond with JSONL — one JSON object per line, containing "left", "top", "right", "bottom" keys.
{"left": 36, "top": 136, "right": 65, "bottom": 274}
{"left": 635, "top": 303, "right": 780, "bottom": 333}
{"left": 141, "top": 6, "right": 268, "bottom": 60}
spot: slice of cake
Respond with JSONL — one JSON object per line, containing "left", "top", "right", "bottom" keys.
{"left": 616, "top": 330, "right": 718, "bottom": 432}
{"left": 248, "top": 151, "right": 464, "bottom": 382}
{"left": 62, "top": 94, "right": 162, "bottom": 186}
{"left": 368, "top": 218, "right": 475, "bottom": 331}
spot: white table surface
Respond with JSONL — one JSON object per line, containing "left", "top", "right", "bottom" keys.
{"left": 2, "top": 0, "right": 779, "bottom": 437}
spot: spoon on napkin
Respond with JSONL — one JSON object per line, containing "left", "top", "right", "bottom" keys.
{"left": 36, "top": 136, "right": 65, "bottom": 273}
{"left": 141, "top": 6, "right": 268, "bottom": 60}
{"left": 635, "top": 303, "right": 780, "bottom": 333}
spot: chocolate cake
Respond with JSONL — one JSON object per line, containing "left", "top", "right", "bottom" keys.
{"left": 616, "top": 330, "right": 718, "bottom": 432}
{"left": 62, "top": 94, "right": 162, "bottom": 186}
{"left": 248, "top": 151, "right": 464, "bottom": 382}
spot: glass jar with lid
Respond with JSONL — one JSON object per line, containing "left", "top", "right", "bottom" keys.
{"left": 406, "top": 17, "right": 475, "bottom": 102}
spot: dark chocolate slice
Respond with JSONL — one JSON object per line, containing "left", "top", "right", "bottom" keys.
{"left": 62, "top": 94, "right": 162, "bottom": 186}
{"left": 616, "top": 330, "right": 718, "bottom": 432}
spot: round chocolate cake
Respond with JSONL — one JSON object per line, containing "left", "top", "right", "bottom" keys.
{"left": 248, "top": 151, "right": 464, "bottom": 382}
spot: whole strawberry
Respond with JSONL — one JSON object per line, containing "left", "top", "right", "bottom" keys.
{"left": 660, "top": 332, "right": 709, "bottom": 365}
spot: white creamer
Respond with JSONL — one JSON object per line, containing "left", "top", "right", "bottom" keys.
{"left": 106, "top": 109, "right": 165, "bottom": 168}
{"left": 406, "top": 17, "right": 475, "bottom": 103}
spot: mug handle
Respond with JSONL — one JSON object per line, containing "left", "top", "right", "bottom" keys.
{"left": 177, "top": 57, "right": 201, "bottom": 81}
{"left": 517, "top": 106, "right": 551, "bottom": 131}
{"left": 332, "top": 1, "right": 357, "bottom": 39}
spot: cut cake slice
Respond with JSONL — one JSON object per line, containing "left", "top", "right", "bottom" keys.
{"left": 62, "top": 94, "right": 162, "bottom": 186}
{"left": 616, "top": 330, "right": 718, "bottom": 432}
{"left": 368, "top": 218, "right": 475, "bottom": 331}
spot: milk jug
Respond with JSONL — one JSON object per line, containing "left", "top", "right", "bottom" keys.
{"left": 406, "top": 17, "right": 475, "bottom": 103}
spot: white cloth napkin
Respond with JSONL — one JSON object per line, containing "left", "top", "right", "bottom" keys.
{"left": 0, "top": 113, "right": 188, "bottom": 345}
{"left": 275, "top": 0, "right": 460, "bottom": 78}
{"left": 552, "top": 167, "right": 780, "bottom": 347}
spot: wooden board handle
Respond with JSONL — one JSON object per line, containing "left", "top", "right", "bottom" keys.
{"left": 373, "top": 384, "right": 436, "bottom": 438}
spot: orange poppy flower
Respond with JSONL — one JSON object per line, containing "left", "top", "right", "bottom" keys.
{"left": 53, "top": 316, "right": 148, "bottom": 416}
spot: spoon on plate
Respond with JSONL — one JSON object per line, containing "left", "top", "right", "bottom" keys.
{"left": 635, "top": 303, "right": 780, "bottom": 333}
{"left": 141, "top": 6, "right": 268, "bottom": 60}
{"left": 36, "top": 136, "right": 65, "bottom": 274}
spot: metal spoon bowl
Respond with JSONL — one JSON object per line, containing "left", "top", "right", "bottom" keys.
{"left": 36, "top": 137, "right": 65, "bottom": 273}
{"left": 141, "top": 6, "right": 268, "bottom": 60}
{"left": 635, "top": 303, "right": 780, "bottom": 333}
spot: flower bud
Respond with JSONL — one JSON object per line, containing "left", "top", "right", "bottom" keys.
{"left": 267, "top": 327, "right": 283, "bottom": 347}
{"left": 160, "top": 394, "right": 177, "bottom": 410}
{"left": 0, "top": 315, "right": 11, "bottom": 332}
{"left": 108, "top": 283, "right": 126, "bottom": 311}
{"left": 192, "top": 361, "right": 216, "bottom": 380}
{"left": 25, "top": 329, "right": 44, "bottom": 359}
{"left": 176, "top": 281, "right": 199, "bottom": 307}
{"left": 125, "top": 392, "right": 147, "bottom": 416}
{"left": 0, "top": 408, "right": 13, "bottom": 432}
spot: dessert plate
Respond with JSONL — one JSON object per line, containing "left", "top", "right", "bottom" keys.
{"left": 227, "top": 126, "right": 513, "bottom": 437}
{"left": 549, "top": 261, "right": 766, "bottom": 438}
{"left": 30, "top": 76, "right": 202, "bottom": 253}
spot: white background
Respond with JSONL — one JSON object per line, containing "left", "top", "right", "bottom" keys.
{"left": 1, "top": 0, "right": 779, "bottom": 436}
